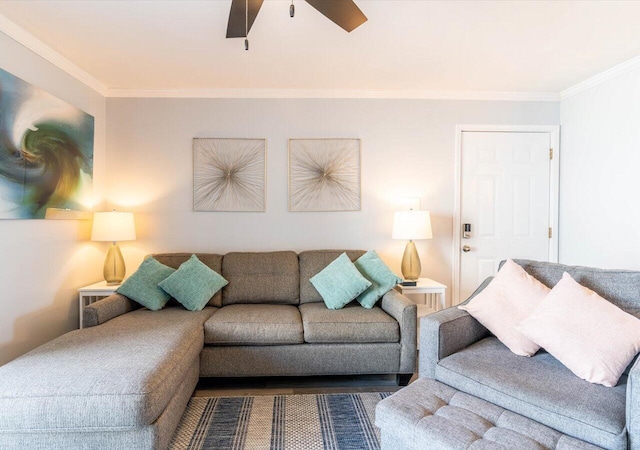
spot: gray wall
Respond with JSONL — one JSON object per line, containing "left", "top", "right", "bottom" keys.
{"left": 560, "top": 65, "right": 640, "bottom": 270}
{"left": 106, "top": 97, "right": 559, "bottom": 293}
{"left": 0, "top": 32, "right": 106, "bottom": 366}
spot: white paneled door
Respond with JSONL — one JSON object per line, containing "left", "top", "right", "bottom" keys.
{"left": 456, "top": 129, "right": 559, "bottom": 303}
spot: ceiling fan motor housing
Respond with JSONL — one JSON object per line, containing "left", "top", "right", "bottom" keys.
{"left": 226, "top": 0, "right": 367, "bottom": 40}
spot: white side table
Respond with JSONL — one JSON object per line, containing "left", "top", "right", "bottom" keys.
{"left": 78, "top": 281, "right": 118, "bottom": 329}
{"left": 397, "top": 278, "right": 447, "bottom": 348}
{"left": 397, "top": 278, "right": 447, "bottom": 313}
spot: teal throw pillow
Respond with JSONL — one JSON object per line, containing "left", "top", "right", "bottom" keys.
{"left": 355, "top": 250, "right": 403, "bottom": 308}
{"left": 117, "top": 257, "right": 176, "bottom": 311}
{"left": 158, "top": 254, "right": 228, "bottom": 311}
{"left": 309, "top": 253, "right": 372, "bottom": 310}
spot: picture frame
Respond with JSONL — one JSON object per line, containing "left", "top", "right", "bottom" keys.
{"left": 288, "top": 138, "right": 361, "bottom": 212}
{"left": 193, "top": 138, "right": 267, "bottom": 212}
{"left": 0, "top": 67, "right": 95, "bottom": 219}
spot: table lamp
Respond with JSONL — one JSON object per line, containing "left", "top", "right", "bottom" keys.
{"left": 91, "top": 211, "right": 136, "bottom": 285}
{"left": 392, "top": 210, "right": 432, "bottom": 281}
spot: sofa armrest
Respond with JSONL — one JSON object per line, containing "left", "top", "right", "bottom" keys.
{"left": 627, "top": 356, "right": 640, "bottom": 449}
{"left": 418, "top": 277, "right": 493, "bottom": 379}
{"left": 381, "top": 289, "right": 417, "bottom": 374}
{"left": 82, "top": 293, "right": 140, "bottom": 328}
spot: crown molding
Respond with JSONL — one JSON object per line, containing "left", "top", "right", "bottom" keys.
{"left": 0, "top": 12, "right": 564, "bottom": 102}
{"left": 3, "top": 7, "right": 639, "bottom": 103}
{"left": 107, "top": 87, "right": 560, "bottom": 101}
{"left": 561, "top": 54, "right": 640, "bottom": 100}
{"left": 0, "top": 14, "right": 108, "bottom": 96}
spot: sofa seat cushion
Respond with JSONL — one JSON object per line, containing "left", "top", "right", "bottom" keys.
{"left": 205, "top": 304, "right": 304, "bottom": 345}
{"left": 435, "top": 337, "right": 627, "bottom": 450}
{"left": 376, "top": 378, "right": 603, "bottom": 450}
{"left": 299, "top": 302, "right": 399, "bottom": 344}
{"left": 0, "top": 306, "right": 215, "bottom": 431}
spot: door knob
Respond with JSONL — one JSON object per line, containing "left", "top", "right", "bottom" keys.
{"left": 462, "top": 245, "right": 471, "bottom": 253}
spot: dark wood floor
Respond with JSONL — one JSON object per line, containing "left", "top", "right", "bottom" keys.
{"left": 194, "top": 372, "right": 418, "bottom": 397}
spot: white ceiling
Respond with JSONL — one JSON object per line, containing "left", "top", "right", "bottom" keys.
{"left": 1, "top": 0, "right": 640, "bottom": 97}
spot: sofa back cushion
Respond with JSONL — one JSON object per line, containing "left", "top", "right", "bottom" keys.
{"left": 151, "top": 253, "right": 224, "bottom": 307}
{"left": 222, "top": 251, "right": 299, "bottom": 305}
{"left": 299, "top": 250, "right": 366, "bottom": 304}
{"left": 511, "top": 259, "right": 640, "bottom": 317}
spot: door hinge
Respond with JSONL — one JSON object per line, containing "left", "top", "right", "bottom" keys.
{"left": 548, "top": 227, "right": 553, "bottom": 238}
{"left": 549, "top": 148, "right": 554, "bottom": 160}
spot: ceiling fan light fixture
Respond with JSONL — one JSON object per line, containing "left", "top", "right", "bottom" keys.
{"left": 226, "top": 0, "right": 366, "bottom": 49}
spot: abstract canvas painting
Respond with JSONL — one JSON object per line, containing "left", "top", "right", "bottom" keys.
{"left": 289, "top": 138, "right": 361, "bottom": 211}
{"left": 0, "top": 67, "right": 94, "bottom": 219}
{"left": 193, "top": 138, "right": 266, "bottom": 212}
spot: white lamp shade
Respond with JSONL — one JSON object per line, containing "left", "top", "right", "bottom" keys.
{"left": 392, "top": 210, "right": 433, "bottom": 240}
{"left": 91, "top": 211, "right": 136, "bottom": 242}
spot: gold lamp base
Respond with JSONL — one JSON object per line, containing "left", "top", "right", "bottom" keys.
{"left": 104, "top": 242, "right": 126, "bottom": 285}
{"left": 401, "top": 240, "right": 421, "bottom": 280}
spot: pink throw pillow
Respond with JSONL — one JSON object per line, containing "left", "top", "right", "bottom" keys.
{"left": 459, "top": 259, "right": 550, "bottom": 356}
{"left": 516, "top": 272, "right": 640, "bottom": 387}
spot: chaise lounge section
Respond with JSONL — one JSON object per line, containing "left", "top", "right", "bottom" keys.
{"left": 0, "top": 306, "right": 214, "bottom": 449}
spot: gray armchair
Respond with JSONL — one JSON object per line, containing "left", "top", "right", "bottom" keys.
{"left": 416, "top": 260, "right": 640, "bottom": 449}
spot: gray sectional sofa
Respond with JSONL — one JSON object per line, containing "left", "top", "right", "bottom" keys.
{"left": 0, "top": 250, "right": 416, "bottom": 449}
{"left": 376, "top": 259, "right": 640, "bottom": 450}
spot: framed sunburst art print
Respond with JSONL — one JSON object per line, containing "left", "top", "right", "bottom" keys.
{"left": 288, "top": 138, "right": 361, "bottom": 212}
{"left": 193, "top": 138, "right": 266, "bottom": 212}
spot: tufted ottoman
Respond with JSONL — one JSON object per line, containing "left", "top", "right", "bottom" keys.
{"left": 375, "top": 378, "right": 603, "bottom": 450}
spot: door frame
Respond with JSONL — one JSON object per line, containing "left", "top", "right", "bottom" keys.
{"left": 452, "top": 125, "right": 560, "bottom": 305}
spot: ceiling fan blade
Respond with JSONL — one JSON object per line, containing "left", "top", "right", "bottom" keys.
{"left": 226, "top": 0, "right": 265, "bottom": 38}
{"left": 304, "top": 0, "right": 367, "bottom": 32}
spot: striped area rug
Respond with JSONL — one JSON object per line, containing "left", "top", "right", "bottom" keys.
{"left": 170, "top": 392, "right": 392, "bottom": 450}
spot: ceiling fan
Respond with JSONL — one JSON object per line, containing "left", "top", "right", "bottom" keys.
{"left": 227, "top": 0, "right": 368, "bottom": 49}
